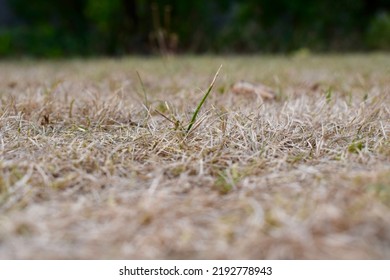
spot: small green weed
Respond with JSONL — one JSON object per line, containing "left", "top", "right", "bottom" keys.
{"left": 214, "top": 165, "right": 241, "bottom": 194}
{"left": 325, "top": 87, "right": 333, "bottom": 104}
{"left": 369, "top": 183, "right": 390, "bottom": 207}
{"left": 348, "top": 141, "right": 364, "bottom": 153}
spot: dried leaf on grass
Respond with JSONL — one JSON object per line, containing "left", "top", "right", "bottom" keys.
{"left": 231, "top": 81, "right": 276, "bottom": 100}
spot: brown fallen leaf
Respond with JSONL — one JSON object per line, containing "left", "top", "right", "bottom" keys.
{"left": 232, "top": 81, "right": 276, "bottom": 100}
{"left": 7, "top": 81, "right": 17, "bottom": 88}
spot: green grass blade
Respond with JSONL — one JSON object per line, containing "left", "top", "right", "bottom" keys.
{"left": 186, "top": 65, "right": 222, "bottom": 134}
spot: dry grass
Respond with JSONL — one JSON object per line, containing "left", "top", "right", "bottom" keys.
{"left": 0, "top": 54, "right": 389, "bottom": 259}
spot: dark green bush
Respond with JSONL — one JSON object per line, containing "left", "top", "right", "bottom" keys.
{"left": 366, "top": 12, "right": 390, "bottom": 50}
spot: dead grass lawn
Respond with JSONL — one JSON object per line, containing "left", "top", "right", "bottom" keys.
{"left": 0, "top": 54, "right": 389, "bottom": 259}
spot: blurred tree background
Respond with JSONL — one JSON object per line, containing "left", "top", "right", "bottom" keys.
{"left": 0, "top": 0, "right": 389, "bottom": 57}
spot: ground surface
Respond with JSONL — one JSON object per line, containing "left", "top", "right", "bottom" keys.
{"left": 0, "top": 54, "right": 389, "bottom": 259}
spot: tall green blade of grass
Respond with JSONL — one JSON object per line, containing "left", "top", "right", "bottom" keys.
{"left": 186, "top": 65, "right": 222, "bottom": 134}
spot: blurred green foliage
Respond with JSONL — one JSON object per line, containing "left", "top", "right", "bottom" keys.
{"left": 0, "top": 0, "right": 389, "bottom": 57}
{"left": 366, "top": 12, "right": 390, "bottom": 49}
